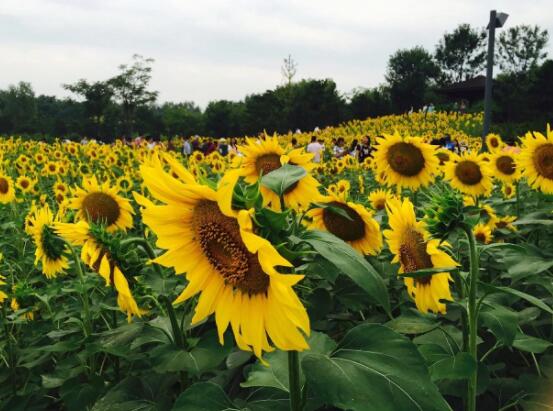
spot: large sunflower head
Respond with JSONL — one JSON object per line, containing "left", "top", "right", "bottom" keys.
{"left": 373, "top": 132, "right": 439, "bottom": 191}
{"left": 444, "top": 151, "right": 493, "bottom": 197}
{"left": 70, "top": 176, "right": 134, "bottom": 232}
{"left": 384, "top": 198, "right": 457, "bottom": 314}
{"left": 0, "top": 173, "right": 16, "bottom": 204}
{"left": 31, "top": 204, "right": 69, "bottom": 279}
{"left": 518, "top": 129, "right": 553, "bottom": 194}
{"left": 306, "top": 194, "right": 382, "bottom": 255}
{"left": 490, "top": 151, "right": 520, "bottom": 183}
{"left": 136, "top": 160, "right": 310, "bottom": 362}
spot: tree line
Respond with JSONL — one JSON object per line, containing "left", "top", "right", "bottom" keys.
{"left": 0, "top": 23, "right": 551, "bottom": 141}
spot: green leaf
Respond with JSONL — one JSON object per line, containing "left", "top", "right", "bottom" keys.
{"left": 385, "top": 311, "right": 440, "bottom": 335}
{"left": 242, "top": 332, "right": 336, "bottom": 392}
{"left": 299, "top": 230, "right": 390, "bottom": 314}
{"left": 480, "top": 304, "right": 518, "bottom": 346}
{"left": 302, "top": 324, "right": 452, "bottom": 411}
{"left": 513, "top": 333, "right": 553, "bottom": 353}
{"left": 172, "top": 382, "right": 236, "bottom": 411}
{"left": 312, "top": 202, "right": 353, "bottom": 221}
{"left": 428, "top": 352, "right": 476, "bottom": 381}
{"left": 261, "top": 164, "right": 306, "bottom": 196}
{"left": 479, "top": 282, "right": 553, "bottom": 315}
{"left": 401, "top": 267, "right": 458, "bottom": 279}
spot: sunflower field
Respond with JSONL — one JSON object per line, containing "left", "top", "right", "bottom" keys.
{"left": 1, "top": 112, "right": 553, "bottom": 411}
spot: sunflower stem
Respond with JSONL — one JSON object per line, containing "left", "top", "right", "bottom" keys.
{"left": 120, "top": 237, "right": 163, "bottom": 277}
{"left": 68, "top": 244, "right": 93, "bottom": 338}
{"left": 288, "top": 350, "right": 302, "bottom": 411}
{"left": 160, "top": 295, "right": 186, "bottom": 349}
{"left": 460, "top": 223, "right": 479, "bottom": 411}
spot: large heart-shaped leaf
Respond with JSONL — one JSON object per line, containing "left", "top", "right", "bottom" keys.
{"left": 261, "top": 164, "right": 306, "bottom": 196}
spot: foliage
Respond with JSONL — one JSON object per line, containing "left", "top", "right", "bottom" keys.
{"left": 497, "top": 25, "right": 549, "bottom": 74}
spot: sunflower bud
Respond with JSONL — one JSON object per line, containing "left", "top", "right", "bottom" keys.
{"left": 423, "top": 184, "right": 465, "bottom": 240}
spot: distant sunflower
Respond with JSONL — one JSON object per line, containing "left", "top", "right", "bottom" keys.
{"left": 518, "top": 129, "right": 553, "bottom": 194}
{"left": 16, "top": 176, "right": 35, "bottom": 193}
{"left": 368, "top": 189, "right": 394, "bottom": 211}
{"left": 224, "top": 135, "right": 320, "bottom": 211}
{"left": 501, "top": 183, "right": 516, "bottom": 199}
{"left": 491, "top": 215, "right": 517, "bottom": 231}
{"left": 490, "top": 151, "right": 519, "bottom": 183}
{"left": 0, "top": 275, "right": 7, "bottom": 304}
{"left": 473, "top": 223, "right": 493, "bottom": 244}
{"left": 0, "top": 174, "right": 15, "bottom": 204}
{"left": 43, "top": 162, "right": 58, "bottom": 175}
{"left": 31, "top": 204, "right": 69, "bottom": 278}
{"left": 444, "top": 152, "right": 493, "bottom": 197}
{"left": 70, "top": 176, "right": 133, "bottom": 232}
{"left": 336, "top": 180, "right": 351, "bottom": 198}
{"left": 55, "top": 220, "right": 145, "bottom": 321}
{"left": 306, "top": 194, "right": 382, "bottom": 255}
{"left": 373, "top": 132, "right": 438, "bottom": 191}
{"left": 116, "top": 175, "right": 133, "bottom": 193}
{"left": 485, "top": 134, "right": 504, "bottom": 153}
{"left": 135, "top": 159, "right": 310, "bottom": 362}
{"left": 384, "top": 198, "right": 457, "bottom": 314}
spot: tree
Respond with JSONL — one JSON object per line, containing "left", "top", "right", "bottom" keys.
{"left": 203, "top": 100, "right": 245, "bottom": 137}
{"left": 348, "top": 87, "right": 392, "bottom": 120}
{"left": 0, "top": 82, "right": 37, "bottom": 133}
{"left": 63, "top": 79, "right": 113, "bottom": 139}
{"left": 281, "top": 54, "right": 298, "bottom": 86}
{"left": 435, "top": 23, "right": 487, "bottom": 84}
{"left": 497, "top": 25, "right": 549, "bottom": 74}
{"left": 160, "top": 102, "right": 204, "bottom": 136}
{"left": 108, "top": 54, "right": 158, "bottom": 137}
{"left": 385, "top": 47, "right": 439, "bottom": 112}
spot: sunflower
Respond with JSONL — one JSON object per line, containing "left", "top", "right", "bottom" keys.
{"left": 336, "top": 180, "right": 351, "bottom": 198}
{"left": 501, "top": 183, "right": 516, "bottom": 199}
{"left": 473, "top": 223, "right": 493, "bottom": 244}
{"left": 491, "top": 215, "right": 517, "bottom": 232}
{"left": 436, "top": 149, "right": 452, "bottom": 166}
{"left": 444, "top": 152, "right": 493, "bottom": 197}
{"left": 306, "top": 194, "right": 382, "bottom": 255}
{"left": 485, "top": 133, "right": 504, "bottom": 153}
{"left": 135, "top": 159, "right": 310, "bottom": 362}
{"left": 55, "top": 220, "right": 145, "bottom": 321}
{"left": 43, "top": 161, "right": 58, "bottom": 175}
{"left": 373, "top": 132, "right": 438, "bottom": 191}
{"left": 16, "top": 176, "right": 35, "bottom": 193}
{"left": 368, "top": 189, "right": 394, "bottom": 211}
{"left": 225, "top": 135, "right": 320, "bottom": 211}
{"left": 30, "top": 204, "right": 69, "bottom": 278}
{"left": 69, "top": 176, "right": 133, "bottom": 232}
{"left": 116, "top": 175, "right": 133, "bottom": 193}
{"left": 518, "top": 129, "right": 553, "bottom": 194}
{"left": 53, "top": 180, "right": 68, "bottom": 193}
{"left": 490, "top": 151, "right": 519, "bottom": 183}
{"left": 0, "top": 275, "right": 8, "bottom": 304}
{"left": 0, "top": 173, "right": 16, "bottom": 204}
{"left": 384, "top": 198, "right": 457, "bottom": 314}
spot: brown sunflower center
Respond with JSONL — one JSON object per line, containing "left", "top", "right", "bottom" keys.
{"left": 490, "top": 137, "right": 499, "bottom": 148}
{"left": 21, "top": 180, "right": 29, "bottom": 189}
{"left": 374, "top": 199, "right": 386, "bottom": 211}
{"left": 504, "top": 186, "right": 513, "bottom": 196}
{"left": 386, "top": 142, "right": 425, "bottom": 177}
{"left": 437, "top": 152, "right": 450, "bottom": 165}
{"left": 496, "top": 221, "right": 507, "bottom": 229}
{"left": 399, "top": 229, "right": 433, "bottom": 285}
{"left": 194, "top": 201, "right": 269, "bottom": 295}
{"left": 82, "top": 192, "right": 121, "bottom": 226}
{"left": 455, "top": 160, "right": 483, "bottom": 185}
{"left": 322, "top": 202, "right": 365, "bottom": 242}
{"left": 496, "top": 155, "right": 516, "bottom": 175}
{"left": 255, "top": 153, "right": 282, "bottom": 175}
{"left": 475, "top": 232, "right": 487, "bottom": 243}
{"left": 534, "top": 144, "right": 553, "bottom": 180}
{"left": 0, "top": 178, "right": 9, "bottom": 194}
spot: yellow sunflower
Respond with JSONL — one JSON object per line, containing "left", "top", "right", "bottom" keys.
{"left": 43, "top": 161, "right": 58, "bottom": 176}
{"left": 0, "top": 173, "right": 16, "bottom": 204}
{"left": 0, "top": 275, "right": 7, "bottom": 304}
{"left": 30, "top": 204, "right": 69, "bottom": 278}
{"left": 490, "top": 215, "right": 517, "bottom": 232}
{"left": 306, "top": 194, "right": 382, "bottom": 255}
{"left": 444, "top": 152, "right": 493, "bottom": 197}
{"left": 485, "top": 133, "right": 504, "bottom": 153}
{"left": 518, "top": 129, "right": 553, "bottom": 194}
{"left": 16, "top": 176, "right": 35, "bottom": 194}
{"left": 501, "top": 183, "right": 516, "bottom": 199}
{"left": 368, "top": 189, "right": 394, "bottom": 211}
{"left": 55, "top": 220, "right": 145, "bottom": 321}
{"left": 384, "top": 198, "right": 457, "bottom": 314}
{"left": 222, "top": 135, "right": 320, "bottom": 212}
{"left": 473, "top": 223, "right": 493, "bottom": 244}
{"left": 70, "top": 176, "right": 134, "bottom": 232}
{"left": 135, "top": 159, "right": 310, "bottom": 362}
{"left": 490, "top": 151, "right": 519, "bottom": 183}
{"left": 373, "top": 132, "right": 438, "bottom": 191}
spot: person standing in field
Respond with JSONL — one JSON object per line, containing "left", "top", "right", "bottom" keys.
{"left": 357, "top": 135, "right": 374, "bottom": 162}
{"left": 182, "top": 136, "right": 192, "bottom": 157}
{"left": 306, "top": 135, "right": 324, "bottom": 163}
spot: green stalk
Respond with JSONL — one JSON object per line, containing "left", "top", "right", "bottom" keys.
{"left": 288, "top": 351, "right": 302, "bottom": 411}
{"left": 68, "top": 244, "right": 93, "bottom": 337}
{"left": 160, "top": 295, "right": 186, "bottom": 349}
{"left": 461, "top": 223, "right": 479, "bottom": 411}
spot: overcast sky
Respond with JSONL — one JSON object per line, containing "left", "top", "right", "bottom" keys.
{"left": 1, "top": 0, "right": 552, "bottom": 108}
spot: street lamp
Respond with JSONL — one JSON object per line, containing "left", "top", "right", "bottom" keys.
{"left": 482, "top": 10, "right": 509, "bottom": 144}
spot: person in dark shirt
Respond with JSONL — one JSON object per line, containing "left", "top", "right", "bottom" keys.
{"left": 357, "top": 136, "right": 374, "bottom": 163}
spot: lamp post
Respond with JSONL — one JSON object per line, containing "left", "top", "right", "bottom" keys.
{"left": 482, "top": 10, "right": 508, "bottom": 144}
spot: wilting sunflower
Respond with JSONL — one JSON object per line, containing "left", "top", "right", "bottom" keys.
{"left": 70, "top": 176, "right": 133, "bottom": 232}
{"left": 135, "top": 159, "right": 310, "bottom": 361}
{"left": 473, "top": 223, "right": 493, "bottom": 244}
{"left": 368, "top": 189, "right": 394, "bottom": 211}
{"left": 490, "top": 151, "right": 519, "bottom": 183}
{"left": 373, "top": 132, "right": 438, "bottom": 191}
{"left": 485, "top": 133, "right": 504, "bottom": 153}
{"left": 30, "top": 204, "right": 69, "bottom": 278}
{"left": 223, "top": 135, "right": 320, "bottom": 211}
{"left": 0, "top": 173, "right": 16, "bottom": 204}
{"left": 384, "top": 198, "right": 457, "bottom": 314}
{"left": 306, "top": 194, "right": 382, "bottom": 255}
{"left": 444, "top": 152, "right": 493, "bottom": 197}
{"left": 518, "top": 129, "right": 553, "bottom": 194}
{"left": 55, "top": 220, "right": 145, "bottom": 321}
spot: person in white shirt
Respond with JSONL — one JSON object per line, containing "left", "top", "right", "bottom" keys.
{"left": 182, "top": 137, "right": 192, "bottom": 156}
{"left": 306, "top": 135, "right": 324, "bottom": 163}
